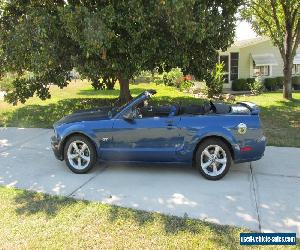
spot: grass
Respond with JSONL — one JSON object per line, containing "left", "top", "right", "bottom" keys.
{"left": 0, "top": 80, "right": 299, "bottom": 147}
{"left": 0, "top": 186, "right": 298, "bottom": 249}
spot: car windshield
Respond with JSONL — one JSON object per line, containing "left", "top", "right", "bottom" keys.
{"left": 108, "top": 92, "right": 146, "bottom": 118}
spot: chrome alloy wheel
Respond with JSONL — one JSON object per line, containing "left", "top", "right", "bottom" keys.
{"left": 67, "top": 140, "right": 91, "bottom": 170}
{"left": 200, "top": 145, "right": 227, "bottom": 177}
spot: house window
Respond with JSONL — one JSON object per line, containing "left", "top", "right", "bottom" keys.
{"left": 230, "top": 52, "right": 239, "bottom": 81}
{"left": 292, "top": 64, "right": 300, "bottom": 75}
{"left": 253, "top": 61, "right": 269, "bottom": 76}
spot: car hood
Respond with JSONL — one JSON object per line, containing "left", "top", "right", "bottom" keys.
{"left": 54, "top": 106, "right": 111, "bottom": 126}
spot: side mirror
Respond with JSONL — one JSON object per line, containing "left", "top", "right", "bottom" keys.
{"left": 123, "top": 110, "right": 135, "bottom": 121}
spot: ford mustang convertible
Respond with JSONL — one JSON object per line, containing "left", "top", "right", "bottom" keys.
{"left": 51, "top": 90, "right": 266, "bottom": 180}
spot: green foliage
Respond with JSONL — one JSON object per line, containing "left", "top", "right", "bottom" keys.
{"left": 162, "top": 68, "right": 183, "bottom": 88}
{"left": 292, "top": 76, "right": 300, "bottom": 90}
{"left": 241, "top": 0, "right": 300, "bottom": 99}
{"left": 264, "top": 77, "right": 282, "bottom": 91}
{"left": 135, "top": 71, "right": 155, "bottom": 83}
{"left": 232, "top": 79, "right": 250, "bottom": 91}
{"left": 180, "top": 80, "right": 194, "bottom": 92}
{"left": 91, "top": 76, "right": 117, "bottom": 90}
{"left": 292, "top": 76, "right": 300, "bottom": 85}
{"left": 154, "top": 75, "right": 164, "bottom": 85}
{"left": 275, "top": 77, "right": 284, "bottom": 88}
{"left": 0, "top": 73, "right": 15, "bottom": 92}
{"left": 249, "top": 80, "right": 264, "bottom": 95}
{"left": 155, "top": 68, "right": 194, "bottom": 92}
{"left": 246, "top": 78, "right": 256, "bottom": 85}
{"left": 0, "top": 0, "right": 241, "bottom": 104}
{"left": 204, "top": 62, "right": 224, "bottom": 98}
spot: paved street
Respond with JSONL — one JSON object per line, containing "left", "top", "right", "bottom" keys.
{"left": 0, "top": 127, "right": 299, "bottom": 234}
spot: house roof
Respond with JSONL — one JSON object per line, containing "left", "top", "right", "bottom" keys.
{"left": 231, "top": 37, "right": 270, "bottom": 48}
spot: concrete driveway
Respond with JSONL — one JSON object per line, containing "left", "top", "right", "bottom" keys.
{"left": 0, "top": 127, "right": 299, "bottom": 234}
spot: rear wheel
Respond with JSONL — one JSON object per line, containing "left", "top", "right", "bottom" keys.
{"left": 64, "top": 135, "right": 97, "bottom": 174}
{"left": 195, "top": 138, "right": 232, "bottom": 180}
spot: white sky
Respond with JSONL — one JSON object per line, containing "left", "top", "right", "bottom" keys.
{"left": 235, "top": 20, "right": 257, "bottom": 41}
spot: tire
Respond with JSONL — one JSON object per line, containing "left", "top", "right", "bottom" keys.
{"left": 195, "top": 138, "right": 232, "bottom": 180}
{"left": 64, "top": 135, "right": 97, "bottom": 174}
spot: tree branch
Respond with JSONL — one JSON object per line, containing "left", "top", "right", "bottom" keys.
{"left": 250, "top": 3, "right": 285, "bottom": 59}
{"left": 292, "top": 20, "right": 300, "bottom": 58}
{"left": 270, "top": 0, "right": 283, "bottom": 37}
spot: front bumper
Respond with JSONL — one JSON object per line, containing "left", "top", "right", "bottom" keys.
{"left": 51, "top": 135, "right": 63, "bottom": 160}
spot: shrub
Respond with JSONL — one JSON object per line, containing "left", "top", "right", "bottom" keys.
{"left": 179, "top": 80, "right": 193, "bottom": 92}
{"left": 135, "top": 70, "right": 154, "bottom": 83}
{"left": 155, "top": 68, "right": 194, "bottom": 92}
{"left": 246, "top": 78, "right": 255, "bottom": 85}
{"left": 249, "top": 80, "right": 264, "bottom": 95}
{"left": 275, "top": 77, "right": 284, "bottom": 89}
{"left": 232, "top": 78, "right": 249, "bottom": 91}
{"left": 292, "top": 76, "right": 300, "bottom": 90}
{"left": 153, "top": 75, "right": 164, "bottom": 85}
{"left": 162, "top": 68, "right": 183, "bottom": 88}
{"left": 264, "top": 77, "right": 282, "bottom": 91}
{"left": 205, "top": 62, "right": 224, "bottom": 98}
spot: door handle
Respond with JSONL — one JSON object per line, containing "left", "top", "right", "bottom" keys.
{"left": 165, "top": 120, "right": 174, "bottom": 129}
{"left": 165, "top": 120, "right": 173, "bottom": 125}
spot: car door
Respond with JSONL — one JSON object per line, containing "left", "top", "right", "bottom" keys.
{"left": 110, "top": 115, "right": 183, "bottom": 162}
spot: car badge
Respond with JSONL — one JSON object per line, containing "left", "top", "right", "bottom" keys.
{"left": 237, "top": 123, "right": 247, "bottom": 134}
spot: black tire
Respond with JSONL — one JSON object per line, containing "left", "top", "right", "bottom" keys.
{"left": 195, "top": 138, "right": 232, "bottom": 180}
{"left": 64, "top": 135, "right": 97, "bottom": 174}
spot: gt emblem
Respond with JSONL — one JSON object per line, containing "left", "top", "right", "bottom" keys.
{"left": 101, "top": 138, "right": 109, "bottom": 142}
{"left": 237, "top": 123, "right": 247, "bottom": 134}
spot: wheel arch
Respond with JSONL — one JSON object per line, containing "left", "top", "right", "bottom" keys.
{"left": 60, "top": 132, "right": 98, "bottom": 160}
{"left": 192, "top": 135, "right": 235, "bottom": 165}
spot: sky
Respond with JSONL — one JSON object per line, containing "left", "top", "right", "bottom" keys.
{"left": 235, "top": 20, "right": 258, "bottom": 41}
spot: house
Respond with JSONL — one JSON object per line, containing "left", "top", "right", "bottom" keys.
{"left": 218, "top": 37, "right": 300, "bottom": 89}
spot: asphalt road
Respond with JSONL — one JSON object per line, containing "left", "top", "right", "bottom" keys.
{"left": 0, "top": 127, "right": 299, "bottom": 234}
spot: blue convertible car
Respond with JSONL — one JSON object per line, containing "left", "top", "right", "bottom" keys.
{"left": 51, "top": 90, "right": 266, "bottom": 180}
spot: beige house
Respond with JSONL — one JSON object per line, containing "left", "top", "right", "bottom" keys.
{"left": 219, "top": 37, "right": 300, "bottom": 89}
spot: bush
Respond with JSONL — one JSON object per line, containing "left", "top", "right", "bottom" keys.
{"left": 135, "top": 71, "right": 155, "bottom": 83}
{"left": 275, "top": 77, "right": 284, "bottom": 89}
{"left": 246, "top": 78, "right": 255, "bottom": 85}
{"left": 249, "top": 80, "right": 264, "bottom": 95}
{"left": 179, "top": 80, "right": 193, "bottom": 92}
{"left": 232, "top": 78, "right": 249, "bottom": 91}
{"left": 155, "top": 68, "right": 194, "bottom": 92}
{"left": 153, "top": 75, "right": 164, "bottom": 85}
{"left": 205, "top": 62, "right": 224, "bottom": 98}
{"left": 292, "top": 76, "right": 300, "bottom": 90}
{"left": 264, "top": 77, "right": 283, "bottom": 91}
{"left": 162, "top": 68, "right": 183, "bottom": 88}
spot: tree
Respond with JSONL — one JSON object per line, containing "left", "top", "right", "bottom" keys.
{"left": 241, "top": 0, "right": 300, "bottom": 100}
{"left": 0, "top": 0, "right": 241, "bottom": 104}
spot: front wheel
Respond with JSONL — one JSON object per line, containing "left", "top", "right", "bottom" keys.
{"left": 64, "top": 135, "right": 97, "bottom": 174}
{"left": 195, "top": 138, "right": 232, "bottom": 180}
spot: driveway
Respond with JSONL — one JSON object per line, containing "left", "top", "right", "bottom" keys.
{"left": 0, "top": 127, "right": 299, "bottom": 234}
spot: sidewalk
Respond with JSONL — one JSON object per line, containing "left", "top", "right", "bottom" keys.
{"left": 0, "top": 127, "right": 299, "bottom": 234}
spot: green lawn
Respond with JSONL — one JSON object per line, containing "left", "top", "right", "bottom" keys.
{"left": 0, "top": 80, "right": 299, "bottom": 147}
{"left": 0, "top": 186, "right": 298, "bottom": 249}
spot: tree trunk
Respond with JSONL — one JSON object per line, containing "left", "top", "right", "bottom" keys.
{"left": 118, "top": 77, "right": 132, "bottom": 104}
{"left": 283, "top": 62, "right": 293, "bottom": 100}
